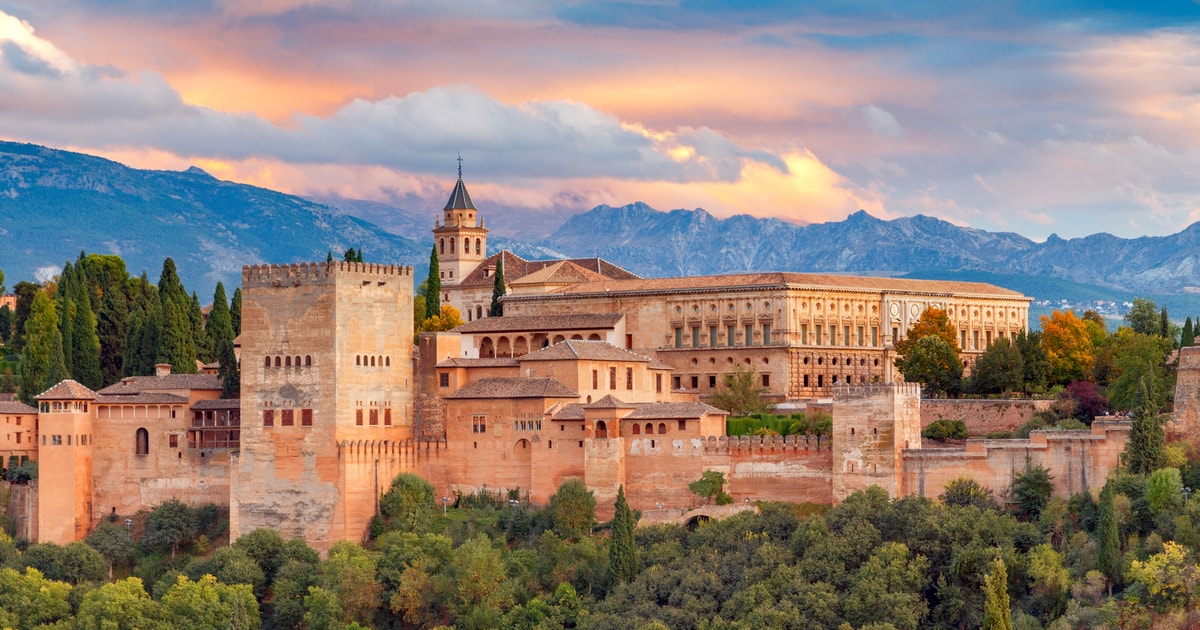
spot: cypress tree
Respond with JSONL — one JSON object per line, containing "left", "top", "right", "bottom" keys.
{"left": 189, "top": 291, "right": 205, "bottom": 361}
{"left": 98, "top": 286, "right": 129, "bottom": 385}
{"left": 0, "top": 305, "right": 10, "bottom": 345}
{"left": 1161, "top": 306, "right": 1170, "bottom": 339}
{"left": 123, "top": 309, "right": 145, "bottom": 378}
{"left": 218, "top": 338, "right": 240, "bottom": 399}
{"left": 58, "top": 262, "right": 76, "bottom": 374}
{"left": 982, "top": 555, "right": 1012, "bottom": 630}
{"left": 230, "top": 288, "right": 242, "bottom": 337}
{"left": 1183, "top": 316, "right": 1195, "bottom": 347}
{"left": 70, "top": 279, "right": 102, "bottom": 390}
{"left": 489, "top": 255, "right": 506, "bottom": 317}
{"left": 19, "top": 291, "right": 68, "bottom": 404}
{"left": 11, "top": 281, "right": 40, "bottom": 352}
{"left": 1125, "top": 374, "right": 1165, "bottom": 475}
{"left": 608, "top": 485, "right": 638, "bottom": 585}
{"left": 138, "top": 303, "right": 163, "bottom": 376}
{"left": 1097, "top": 486, "right": 1120, "bottom": 595}
{"left": 425, "top": 246, "right": 441, "bottom": 321}
{"left": 159, "top": 298, "right": 198, "bottom": 373}
{"left": 205, "top": 282, "right": 235, "bottom": 364}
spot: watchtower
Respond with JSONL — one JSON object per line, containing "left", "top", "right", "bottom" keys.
{"left": 830, "top": 383, "right": 922, "bottom": 503}
{"left": 432, "top": 158, "right": 488, "bottom": 287}
{"left": 231, "top": 261, "right": 415, "bottom": 553}
{"left": 34, "top": 380, "right": 96, "bottom": 544}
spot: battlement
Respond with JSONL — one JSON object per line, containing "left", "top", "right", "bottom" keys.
{"left": 1181, "top": 346, "right": 1200, "bottom": 370}
{"left": 832, "top": 383, "right": 922, "bottom": 400}
{"left": 242, "top": 262, "right": 414, "bottom": 289}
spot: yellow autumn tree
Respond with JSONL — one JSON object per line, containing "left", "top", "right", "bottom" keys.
{"left": 417, "top": 305, "right": 464, "bottom": 334}
{"left": 894, "top": 306, "right": 960, "bottom": 359}
{"left": 1039, "top": 310, "right": 1100, "bottom": 385}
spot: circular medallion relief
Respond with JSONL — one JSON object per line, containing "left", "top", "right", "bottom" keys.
{"left": 909, "top": 303, "right": 920, "bottom": 318}
{"left": 889, "top": 303, "right": 900, "bottom": 318}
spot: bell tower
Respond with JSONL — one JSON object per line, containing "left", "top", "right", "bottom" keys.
{"left": 432, "top": 156, "right": 488, "bottom": 287}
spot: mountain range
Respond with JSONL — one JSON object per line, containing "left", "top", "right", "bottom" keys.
{"left": 3, "top": 140, "right": 1200, "bottom": 320}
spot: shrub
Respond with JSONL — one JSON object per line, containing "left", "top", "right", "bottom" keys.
{"left": 922, "top": 419, "right": 969, "bottom": 441}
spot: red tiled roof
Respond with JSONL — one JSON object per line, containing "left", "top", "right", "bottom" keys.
{"left": 507, "top": 272, "right": 1026, "bottom": 298}
{"left": 453, "top": 251, "right": 638, "bottom": 290}
{"left": 98, "top": 374, "right": 221, "bottom": 396}
{"left": 446, "top": 377, "right": 579, "bottom": 399}
{"left": 95, "top": 393, "right": 189, "bottom": 405}
{"left": 519, "top": 340, "right": 651, "bottom": 363}
{"left": 35, "top": 380, "right": 97, "bottom": 400}
{"left": 625, "top": 402, "right": 727, "bottom": 419}
{"left": 453, "top": 313, "right": 623, "bottom": 334}
{"left": 552, "top": 404, "right": 586, "bottom": 421}
{"left": 434, "top": 358, "right": 520, "bottom": 368}
{"left": 0, "top": 401, "right": 37, "bottom": 414}
{"left": 585, "top": 395, "right": 634, "bottom": 409}
{"left": 191, "top": 398, "right": 242, "bottom": 410}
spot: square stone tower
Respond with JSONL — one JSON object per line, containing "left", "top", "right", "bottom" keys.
{"left": 232, "top": 262, "right": 414, "bottom": 553}
{"left": 831, "top": 383, "right": 922, "bottom": 503}
{"left": 34, "top": 380, "right": 96, "bottom": 544}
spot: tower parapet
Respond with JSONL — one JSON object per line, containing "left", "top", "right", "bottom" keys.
{"left": 831, "top": 383, "right": 922, "bottom": 503}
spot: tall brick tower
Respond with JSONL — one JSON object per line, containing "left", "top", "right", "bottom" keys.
{"left": 830, "top": 383, "right": 922, "bottom": 503}
{"left": 34, "top": 380, "right": 96, "bottom": 544}
{"left": 231, "top": 261, "right": 415, "bottom": 553}
{"left": 1174, "top": 346, "right": 1200, "bottom": 441}
{"left": 432, "top": 158, "right": 488, "bottom": 289}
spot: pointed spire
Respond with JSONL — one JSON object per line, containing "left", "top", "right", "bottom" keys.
{"left": 443, "top": 155, "right": 477, "bottom": 211}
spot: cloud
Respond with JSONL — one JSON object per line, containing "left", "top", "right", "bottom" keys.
{"left": 859, "top": 104, "right": 903, "bottom": 138}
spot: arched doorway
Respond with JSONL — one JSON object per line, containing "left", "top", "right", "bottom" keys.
{"left": 513, "top": 438, "right": 533, "bottom": 494}
{"left": 513, "top": 336, "right": 530, "bottom": 356}
{"left": 480, "top": 337, "right": 495, "bottom": 358}
{"left": 588, "top": 333, "right": 602, "bottom": 341}
{"left": 595, "top": 420, "right": 608, "bottom": 438}
{"left": 497, "top": 336, "right": 512, "bottom": 357}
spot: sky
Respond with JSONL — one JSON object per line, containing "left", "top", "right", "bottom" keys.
{"left": 2, "top": 1, "right": 1200, "bottom": 241}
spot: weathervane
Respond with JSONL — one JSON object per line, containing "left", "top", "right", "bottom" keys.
{"left": 457, "top": 153, "right": 463, "bottom": 179}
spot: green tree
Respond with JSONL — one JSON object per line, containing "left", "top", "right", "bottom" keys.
{"left": 489, "top": 255, "right": 506, "bottom": 317}
{"left": 218, "top": 338, "right": 240, "bottom": 399}
{"left": 1161, "top": 306, "right": 1170, "bottom": 340}
{"left": 97, "top": 284, "right": 130, "bottom": 385}
{"left": 302, "top": 585, "right": 344, "bottom": 630}
{"left": 893, "top": 306, "right": 960, "bottom": 359}
{"left": 972, "top": 337, "right": 1024, "bottom": 394}
{"left": 688, "top": 469, "right": 732, "bottom": 505}
{"left": 77, "top": 577, "right": 161, "bottom": 630}
{"left": 608, "top": 485, "right": 638, "bottom": 586}
{"left": 205, "top": 282, "right": 235, "bottom": 364}
{"left": 1183, "top": 316, "right": 1195, "bottom": 347}
{"left": 159, "top": 297, "right": 198, "bottom": 374}
{"left": 1106, "top": 328, "right": 1170, "bottom": 412}
{"left": 0, "top": 305, "right": 11, "bottom": 345}
{"left": 982, "top": 555, "right": 1012, "bottom": 630}
{"left": 86, "top": 521, "right": 133, "bottom": 580}
{"left": 897, "top": 335, "right": 963, "bottom": 397}
{"left": 159, "top": 574, "right": 261, "bottom": 630}
{"left": 143, "top": 498, "right": 198, "bottom": 559}
{"left": 426, "top": 245, "right": 441, "bottom": 321}
{"left": 451, "top": 535, "right": 512, "bottom": 622}
{"left": 1011, "top": 460, "right": 1053, "bottom": 521}
{"left": 59, "top": 540, "right": 107, "bottom": 584}
{"left": 70, "top": 277, "right": 102, "bottom": 389}
{"left": 57, "top": 262, "right": 77, "bottom": 374}
{"left": 230, "top": 287, "right": 242, "bottom": 336}
{"left": 377, "top": 473, "right": 437, "bottom": 535}
{"left": 11, "top": 281, "right": 40, "bottom": 352}
{"left": 710, "top": 364, "right": 770, "bottom": 415}
{"left": 0, "top": 566, "right": 73, "bottom": 628}
{"left": 1097, "top": 486, "right": 1121, "bottom": 594}
{"left": 18, "top": 290, "right": 67, "bottom": 403}
{"left": 1126, "top": 297, "right": 1160, "bottom": 336}
{"left": 548, "top": 479, "right": 596, "bottom": 540}
{"left": 939, "top": 477, "right": 997, "bottom": 510}
{"left": 843, "top": 542, "right": 930, "bottom": 630}
{"left": 0, "top": 266, "right": 4, "bottom": 294}
{"left": 1145, "top": 467, "right": 1184, "bottom": 515}
{"left": 1125, "top": 375, "right": 1166, "bottom": 475}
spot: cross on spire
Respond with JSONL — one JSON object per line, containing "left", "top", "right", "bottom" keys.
{"left": 457, "top": 153, "right": 463, "bottom": 179}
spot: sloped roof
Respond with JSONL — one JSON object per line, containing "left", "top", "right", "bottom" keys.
{"left": 35, "top": 380, "right": 97, "bottom": 401}
{"left": 434, "top": 357, "right": 520, "bottom": 368}
{"left": 95, "top": 393, "right": 189, "bottom": 405}
{"left": 510, "top": 260, "right": 610, "bottom": 287}
{"left": 454, "top": 251, "right": 639, "bottom": 290}
{"left": 453, "top": 313, "right": 623, "bottom": 334}
{"left": 519, "top": 340, "right": 651, "bottom": 363}
{"left": 584, "top": 395, "right": 634, "bottom": 409}
{"left": 625, "top": 402, "right": 727, "bottom": 419}
{"left": 191, "top": 398, "right": 242, "bottom": 410}
{"left": 444, "top": 177, "right": 476, "bottom": 210}
{"left": 446, "top": 377, "right": 579, "bottom": 399}
{"left": 511, "top": 272, "right": 1026, "bottom": 298}
{"left": 0, "top": 401, "right": 37, "bottom": 414}
{"left": 98, "top": 374, "right": 222, "bottom": 396}
{"left": 552, "top": 404, "right": 586, "bottom": 421}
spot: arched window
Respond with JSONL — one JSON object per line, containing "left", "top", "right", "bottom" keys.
{"left": 285, "top": 356, "right": 292, "bottom": 367}
{"left": 659, "top": 423, "right": 667, "bottom": 434}
{"left": 595, "top": 420, "right": 608, "bottom": 438}
{"left": 645, "top": 423, "right": 653, "bottom": 435}
{"left": 378, "top": 355, "right": 383, "bottom": 367}
{"left": 135, "top": 428, "right": 149, "bottom": 456}
{"left": 294, "top": 356, "right": 301, "bottom": 367}
{"left": 385, "top": 357, "right": 390, "bottom": 367}
{"left": 439, "top": 238, "right": 445, "bottom": 254}
{"left": 356, "top": 355, "right": 361, "bottom": 366}
{"left": 450, "top": 238, "right": 455, "bottom": 254}
{"left": 632, "top": 424, "right": 641, "bottom": 435}
{"left": 264, "top": 357, "right": 271, "bottom": 368}
{"left": 475, "top": 239, "right": 481, "bottom": 254}
{"left": 370, "top": 356, "right": 376, "bottom": 366}
{"left": 274, "top": 356, "right": 281, "bottom": 367}
{"left": 305, "top": 356, "right": 312, "bottom": 367}
{"left": 464, "top": 237, "right": 469, "bottom": 253}
{"left": 476, "top": 306, "right": 483, "bottom": 320}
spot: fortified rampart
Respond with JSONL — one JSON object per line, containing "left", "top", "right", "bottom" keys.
{"left": 900, "top": 421, "right": 1130, "bottom": 500}
{"left": 920, "top": 398, "right": 1054, "bottom": 435}
{"left": 831, "top": 383, "right": 922, "bottom": 503}
{"left": 1174, "top": 347, "right": 1200, "bottom": 442}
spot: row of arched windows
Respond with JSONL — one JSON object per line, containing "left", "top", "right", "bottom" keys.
{"left": 630, "top": 423, "right": 669, "bottom": 435}
{"left": 265, "top": 355, "right": 312, "bottom": 368}
{"left": 355, "top": 355, "right": 391, "bottom": 367}
{"left": 438, "top": 237, "right": 482, "bottom": 256}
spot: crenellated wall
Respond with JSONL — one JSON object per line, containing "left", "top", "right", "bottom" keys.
{"left": 921, "top": 398, "right": 1054, "bottom": 435}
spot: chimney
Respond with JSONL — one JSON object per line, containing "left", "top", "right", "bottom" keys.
{"left": 155, "top": 363, "right": 172, "bottom": 377}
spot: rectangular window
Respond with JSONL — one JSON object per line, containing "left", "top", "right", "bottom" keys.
{"left": 626, "top": 333, "right": 633, "bottom": 349}
{"left": 656, "top": 373, "right": 663, "bottom": 393}
{"left": 727, "top": 325, "right": 736, "bottom": 347}
{"left": 472, "top": 415, "right": 487, "bottom": 434}
{"left": 709, "top": 326, "right": 718, "bottom": 347}
{"left": 763, "top": 324, "right": 772, "bottom": 345}
{"left": 690, "top": 376, "right": 699, "bottom": 389}
{"left": 609, "top": 367, "right": 617, "bottom": 390}
{"left": 817, "top": 375, "right": 824, "bottom": 387}
{"left": 973, "top": 330, "right": 980, "bottom": 350}
{"left": 872, "top": 326, "right": 878, "bottom": 346}
{"left": 961, "top": 330, "right": 967, "bottom": 349}
{"left": 281, "top": 409, "right": 294, "bottom": 426}
{"left": 830, "top": 325, "right": 837, "bottom": 346}
{"left": 745, "top": 324, "right": 754, "bottom": 346}
{"left": 673, "top": 376, "right": 681, "bottom": 389}
{"left": 52, "top": 435, "right": 62, "bottom": 445}
{"left": 803, "top": 374, "right": 809, "bottom": 387}
{"left": 14, "top": 433, "right": 19, "bottom": 444}
{"left": 626, "top": 367, "right": 633, "bottom": 390}
{"left": 302, "top": 409, "right": 313, "bottom": 426}
{"left": 986, "top": 331, "right": 993, "bottom": 347}
{"left": 708, "top": 375, "right": 717, "bottom": 388}
{"left": 691, "top": 326, "right": 700, "bottom": 348}
{"left": 893, "top": 327, "right": 899, "bottom": 341}
{"left": 678, "top": 420, "right": 686, "bottom": 431}
{"left": 762, "top": 374, "right": 770, "bottom": 387}
{"left": 263, "top": 410, "right": 274, "bottom": 427}
{"left": 801, "top": 323, "right": 808, "bottom": 345}
{"left": 843, "top": 326, "right": 850, "bottom": 347}
{"left": 355, "top": 409, "right": 363, "bottom": 426}
{"left": 857, "top": 326, "right": 864, "bottom": 347}
{"left": 439, "top": 373, "right": 449, "bottom": 387}
{"left": 67, "top": 435, "right": 71, "bottom": 446}
{"left": 369, "top": 409, "right": 379, "bottom": 426}
{"left": 169, "top": 434, "right": 178, "bottom": 448}
{"left": 674, "top": 328, "right": 682, "bottom": 348}
{"left": 592, "top": 370, "right": 598, "bottom": 389}
{"left": 815, "top": 325, "right": 821, "bottom": 345}
{"left": 384, "top": 409, "right": 392, "bottom": 426}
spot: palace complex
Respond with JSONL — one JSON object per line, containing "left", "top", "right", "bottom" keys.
{"left": 3, "top": 170, "right": 1142, "bottom": 553}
